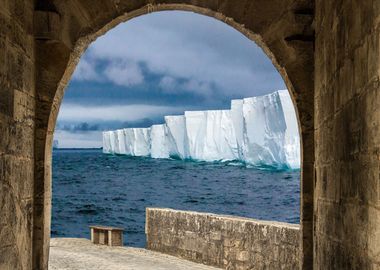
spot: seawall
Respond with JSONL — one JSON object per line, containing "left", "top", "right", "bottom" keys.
{"left": 145, "top": 208, "right": 300, "bottom": 270}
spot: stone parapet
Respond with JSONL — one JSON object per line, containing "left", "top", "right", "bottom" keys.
{"left": 146, "top": 208, "right": 300, "bottom": 270}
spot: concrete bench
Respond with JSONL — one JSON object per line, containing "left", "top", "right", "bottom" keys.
{"left": 89, "top": 225, "right": 124, "bottom": 246}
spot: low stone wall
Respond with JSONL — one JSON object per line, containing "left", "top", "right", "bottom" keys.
{"left": 146, "top": 208, "right": 300, "bottom": 270}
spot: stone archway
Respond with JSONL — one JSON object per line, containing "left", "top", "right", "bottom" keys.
{"left": 32, "top": 1, "right": 314, "bottom": 269}
{"left": 4, "top": 1, "right": 380, "bottom": 270}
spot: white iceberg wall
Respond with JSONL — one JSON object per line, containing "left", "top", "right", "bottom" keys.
{"left": 184, "top": 111, "right": 207, "bottom": 160}
{"left": 219, "top": 110, "right": 240, "bottom": 160}
{"left": 150, "top": 124, "right": 170, "bottom": 158}
{"left": 242, "top": 92, "right": 287, "bottom": 167}
{"left": 109, "top": 131, "right": 117, "bottom": 154}
{"left": 113, "top": 130, "right": 121, "bottom": 154}
{"left": 164, "top": 115, "right": 189, "bottom": 159}
{"left": 277, "top": 90, "right": 301, "bottom": 169}
{"left": 132, "top": 128, "right": 151, "bottom": 156}
{"left": 116, "top": 129, "right": 127, "bottom": 154}
{"left": 202, "top": 110, "right": 238, "bottom": 161}
{"left": 103, "top": 90, "right": 300, "bottom": 169}
{"left": 183, "top": 110, "right": 238, "bottom": 161}
{"left": 231, "top": 99, "right": 244, "bottom": 159}
{"left": 124, "top": 128, "right": 134, "bottom": 155}
{"left": 241, "top": 90, "right": 301, "bottom": 168}
{"left": 106, "top": 128, "right": 150, "bottom": 156}
{"left": 102, "top": 131, "right": 111, "bottom": 154}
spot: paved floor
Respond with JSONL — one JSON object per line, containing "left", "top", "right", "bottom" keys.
{"left": 49, "top": 238, "right": 220, "bottom": 270}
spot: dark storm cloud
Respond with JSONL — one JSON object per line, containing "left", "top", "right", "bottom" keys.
{"left": 56, "top": 11, "right": 287, "bottom": 147}
{"left": 67, "top": 11, "right": 285, "bottom": 106}
{"left": 56, "top": 122, "right": 101, "bottom": 132}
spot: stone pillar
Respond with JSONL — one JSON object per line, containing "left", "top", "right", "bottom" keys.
{"left": 32, "top": 3, "right": 72, "bottom": 269}
{"left": 0, "top": 1, "right": 35, "bottom": 270}
{"left": 314, "top": 1, "right": 380, "bottom": 269}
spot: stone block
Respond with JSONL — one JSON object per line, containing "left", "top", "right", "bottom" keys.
{"left": 90, "top": 225, "right": 124, "bottom": 246}
{"left": 146, "top": 208, "right": 300, "bottom": 269}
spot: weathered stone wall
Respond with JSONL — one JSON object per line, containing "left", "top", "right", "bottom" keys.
{"left": 314, "top": 1, "right": 380, "bottom": 269}
{"left": 30, "top": 1, "right": 315, "bottom": 269}
{"left": 146, "top": 208, "right": 300, "bottom": 270}
{"left": 0, "top": 0, "right": 35, "bottom": 270}
{"left": 1, "top": 1, "right": 316, "bottom": 269}
{"left": 0, "top": 1, "right": 375, "bottom": 269}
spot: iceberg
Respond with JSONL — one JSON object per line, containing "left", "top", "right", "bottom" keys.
{"left": 109, "top": 131, "right": 116, "bottom": 154}
{"left": 231, "top": 99, "right": 244, "bottom": 160}
{"left": 183, "top": 110, "right": 238, "bottom": 161}
{"left": 102, "top": 90, "right": 301, "bottom": 169}
{"left": 102, "top": 131, "right": 112, "bottom": 154}
{"left": 202, "top": 110, "right": 238, "bottom": 161}
{"left": 103, "top": 128, "right": 151, "bottom": 156}
{"left": 116, "top": 129, "right": 127, "bottom": 154}
{"left": 184, "top": 111, "right": 207, "bottom": 160}
{"left": 278, "top": 90, "right": 301, "bottom": 169}
{"left": 164, "top": 115, "right": 189, "bottom": 159}
{"left": 130, "top": 128, "right": 151, "bottom": 156}
{"left": 242, "top": 92, "right": 288, "bottom": 168}
{"left": 124, "top": 128, "right": 134, "bottom": 155}
{"left": 150, "top": 124, "right": 170, "bottom": 159}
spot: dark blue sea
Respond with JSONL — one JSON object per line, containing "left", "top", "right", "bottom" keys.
{"left": 51, "top": 149, "right": 300, "bottom": 247}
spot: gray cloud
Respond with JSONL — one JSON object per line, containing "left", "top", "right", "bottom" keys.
{"left": 104, "top": 60, "right": 144, "bottom": 87}
{"left": 72, "top": 11, "right": 285, "bottom": 98}
{"left": 54, "top": 130, "right": 102, "bottom": 148}
{"left": 72, "top": 58, "right": 100, "bottom": 81}
{"left": 58, "top": 103, "right": 188, "bottom": 123}
{"left": 159, "top": 76, "right": 177, "bottom": 92}
{"left": 56, "top": 122, "right": 101, "bottom": 132}
{"left": 59, "top": 11, "right": 287, "bottom": 148}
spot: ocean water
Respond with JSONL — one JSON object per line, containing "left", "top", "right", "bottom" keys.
{"left": 52, "top": 149, "right": 300, "bottom": 247}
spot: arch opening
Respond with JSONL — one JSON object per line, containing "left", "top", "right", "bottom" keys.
{"left": 33, "top": 3, "right": 314, "bottom": 270}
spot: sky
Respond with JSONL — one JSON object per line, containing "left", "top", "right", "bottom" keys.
{"left": 54, "top": 11, "right": 286, "bottom": 148}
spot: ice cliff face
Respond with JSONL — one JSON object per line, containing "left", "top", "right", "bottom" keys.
{"left": 184, "top": 110, "right": 238, "bottom": 161}
{"left": 103, "top": 128, "right": 151, "bottom": 156}
{"left": 151, "top": 125, "right": 170, "bottom": 159}
{"left": 103, "top": 90, "right": 300, "bottom": 169}
{"left": 231, "top": 99, "right": 244, "bottom": 160}
{"left": 164, "top": 115, "right": 189, "bottom": 159}
{"left": 243, "top": 92, "right": 290, "bottom": 168}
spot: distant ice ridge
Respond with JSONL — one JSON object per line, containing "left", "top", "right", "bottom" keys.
{"left": 102, "top": 90, "right": 301, "bottom": 169}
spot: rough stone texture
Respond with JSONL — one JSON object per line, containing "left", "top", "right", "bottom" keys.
{"left": 146, "top": 208, "right": 300, "bottom": 270}
{"left": 3, "top": 1, "right": 379, "bottom": 270}
{"left": 49, "top": 238, "right": 220, "bottom": 270}
{"left": 314, "top": 1, "right": 380, "bottom": 269}
{"left": 30, "top": 1, "right": 315, "bottom": 269}
{"left": 0, "top": 0, "right": 35, "bottom": 270}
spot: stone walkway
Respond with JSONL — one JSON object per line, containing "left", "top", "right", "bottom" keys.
{"left": 49, "top": 238, "right": 220, "bottom": 270}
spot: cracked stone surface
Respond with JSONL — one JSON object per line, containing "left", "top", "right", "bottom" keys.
{"left": 49, "top": 238, "right": 220, "bottom": 270}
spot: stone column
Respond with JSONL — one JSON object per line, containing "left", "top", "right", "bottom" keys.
{"left": 0, "top": 0, "right": 35, "bottom": 270}
{"left": 314, "top": 1, "right": 380, "bottom": 269}
{"left": 32, "top": 5, "right": 72, "bottom": 269}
